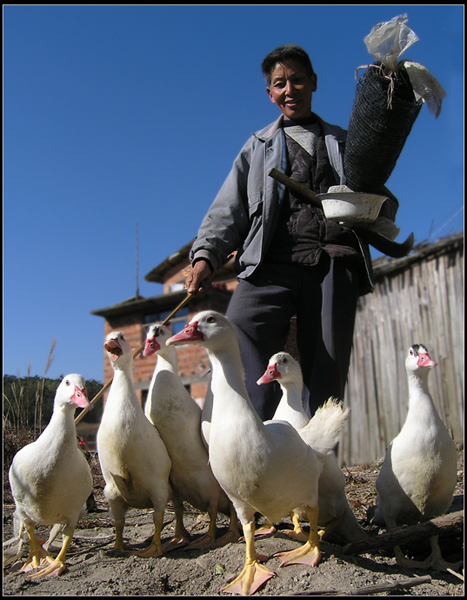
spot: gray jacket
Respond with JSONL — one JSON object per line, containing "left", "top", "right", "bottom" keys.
{"left": 191, "top": 114, "right": 397, "bottom": 294}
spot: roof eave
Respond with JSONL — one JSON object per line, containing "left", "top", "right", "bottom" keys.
{"left": 90, "top": 289, "right": 188, "bottom": 319}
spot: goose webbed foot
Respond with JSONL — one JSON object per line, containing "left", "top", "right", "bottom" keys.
{"left": 223, "top": 520, "right": 275, "bottom": 595}
{"left": 251, "top": 519, "right": 276, "bottom": 538}
{"left": 222, "top": 559, "right": 275, "bottom": 596}
{"left": 275, "top": 539, "right": 321, "bottom": 567}
{"left": 161, "top": 532, "right": 191, "bottom": 553}
{"left": 27, "top": 529, "right": 74, "bottom": 578}
{"left": 128, "top": 539, "right": 163, "bottom": 558}
{"left": 277, "top": 528, "right": 308, "bottom": 542}
{"left": 20, "top": 546, "right": 49, "bottom": 573}
{"left": 275, "top": 505, "right": 321, "bottom": 568}
{"left": 28, "top": 556, "right": 65, "bottom": 578}
{"left": 212, "top": 525, "right": 241, "bottom": 548}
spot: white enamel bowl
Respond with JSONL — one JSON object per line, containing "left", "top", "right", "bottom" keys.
{"left": 317, "top": 192, "right": 387, "bottom": 224}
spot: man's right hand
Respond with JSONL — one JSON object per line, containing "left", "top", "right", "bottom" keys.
{"left": 185, "top": 260, "right": 213, "bottom": 297}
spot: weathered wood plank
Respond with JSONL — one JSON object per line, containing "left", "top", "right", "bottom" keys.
{"left": 343, "top": 510, "right": 464, "bottom": 555}
{"left": 341, "top": 234, "right": 463, "bottom": 466}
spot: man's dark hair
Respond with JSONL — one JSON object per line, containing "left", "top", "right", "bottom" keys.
{"left": 261, "top": 44, "right": 315, "bottom": 86}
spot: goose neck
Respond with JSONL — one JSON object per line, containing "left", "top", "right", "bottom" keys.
{"left": 42, "top": 404, "right": 77, "bottom": 447}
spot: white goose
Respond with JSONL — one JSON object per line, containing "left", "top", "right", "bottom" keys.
{"left": 97, "top": 331, "right": 171, "bottom": 557}
{"left": 142, "top": 323, "right": 239, "bottom": 550}
{"left": 8, "top": 374, "right": 93, "bottom": 577}
{"left": 167, "top": 311, "right": 348, "bottom": 596}
{"left": 369, "top": 344, "right": 458, "bottom": 570}
{"left": 257, "top": 351, "right": 367, "bottom": 544}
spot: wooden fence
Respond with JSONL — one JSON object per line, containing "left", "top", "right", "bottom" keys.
{"left": 338, "top": 232, "right": 464, "bottom": 467}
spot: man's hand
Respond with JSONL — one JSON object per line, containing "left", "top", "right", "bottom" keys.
{"left": 185, "top": 260, "right": 213, "bottom": 297}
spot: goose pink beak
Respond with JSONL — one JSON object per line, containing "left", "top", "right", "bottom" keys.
{"left": 166, "top": 321, "right": 204, "bottom": 345}
{"left": 417, "top": 352, "right": 437, "bottom": 368}
{"left": 71, "top": 386, "right": 91, "bottom": 409}
{"left": 142, "top": 336, "right": 161, "bottom": 357}
{"left": 257, "top": 363, "right": 281, "bottom": 385}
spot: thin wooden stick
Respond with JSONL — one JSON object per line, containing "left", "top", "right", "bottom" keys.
{"left": 74, "top": 293, "right": 193, "bottom": 425}
{"left": 289, "top": 575, "right": 432, "bottom": 595}
{"left": 348, "top": 575, "right": 432, "bottom": 595}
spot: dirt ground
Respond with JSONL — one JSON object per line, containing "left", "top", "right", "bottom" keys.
{"left": 3, "top": 448, "right": 464, "bottom": 597}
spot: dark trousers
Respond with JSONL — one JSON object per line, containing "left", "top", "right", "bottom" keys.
{"left": 226, "top": 258, "right": 360, "bottom": 421}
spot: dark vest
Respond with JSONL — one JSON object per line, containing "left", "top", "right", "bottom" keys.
{"left": 265, "top": 115, "right": 362, "bottom": 267}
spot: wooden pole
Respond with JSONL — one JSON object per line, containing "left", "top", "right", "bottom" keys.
{"left": 343, "top": 510, "right": 464, "bottom": 556}
{"left": 75, "top": 292, "right": 193, "bottom": 425}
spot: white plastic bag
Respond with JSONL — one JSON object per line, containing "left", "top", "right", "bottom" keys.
{"left": 364, "top": 13, "right": 419, "bottom": 72}
{"left": 403, "top": 61, "right": 446, "bottom": 118}
{"left": 363, "top": 13, "right": 446, "bottom": 117}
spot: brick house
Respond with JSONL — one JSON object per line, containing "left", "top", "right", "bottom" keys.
{"left": 91, "top": 239, "right": 239, "bottom": 407}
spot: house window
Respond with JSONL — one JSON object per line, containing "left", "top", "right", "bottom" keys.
{"left": 143, "top": 307, "right": 189, "bottom": 334}
{"left": 169, "top": 282, "right": 185, "bottom": 292}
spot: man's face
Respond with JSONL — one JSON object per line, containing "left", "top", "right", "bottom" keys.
{"left": 266, "top": 60, "right": 317, "bottom": 121}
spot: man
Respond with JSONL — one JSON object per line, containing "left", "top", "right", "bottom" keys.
{"left": 185, "top": 44, "right": 398, "bottom": 420}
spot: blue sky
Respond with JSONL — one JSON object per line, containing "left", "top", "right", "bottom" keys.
{"left": 3, "top": 5, "right": 464, "bottom": 383}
